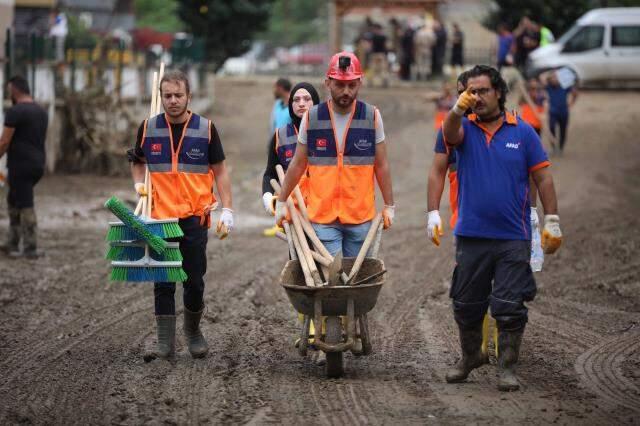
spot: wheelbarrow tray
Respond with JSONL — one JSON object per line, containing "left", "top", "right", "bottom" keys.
{"left": 280, "top": 258, "right": 385, "bottom": 317}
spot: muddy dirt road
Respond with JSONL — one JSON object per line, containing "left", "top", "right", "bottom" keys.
{"left": 0, "top": 79, "right": 639, "bottom": 425}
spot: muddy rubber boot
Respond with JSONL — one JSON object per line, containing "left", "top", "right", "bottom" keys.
{"left": 144, "top": 315, "right": 176, "bottom": 362}
{"left": 184, "top": 306, "right": 209, "bottom": 358}
{"left": 497, "top": 329, "right": 524, "bottom": 392}
{"left": 446, "top": 323, "right": 488, "bottom": 383}
{"left": 19, "top": 208, "right": 41, "bottom": 259}
{"left": 2, "top": 207, "right": 21, "bottom": 254}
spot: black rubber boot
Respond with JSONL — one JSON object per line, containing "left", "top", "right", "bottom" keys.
{"left": 144, "top": 315, "right": 176, "bottom": 362}
{"left": 446, "top": 323, "right": 488, "bottom": 383}
{"left": 2, "top": 207, "right": 21, "bottom": 254}
{"left": 17, "top": 208, "right": 41, "bottom": 259}
{"left": 497, "top": 329, "right": 524, "bottom": 391}
{"left": 184, "top": 306, "right": 209, "bottom": 358}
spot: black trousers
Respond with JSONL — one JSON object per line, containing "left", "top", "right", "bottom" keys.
{"left": 450, "top": 237, "right": 536, "bottom": 331}
{"left": 549, "top": 112, "right": 569, "bottom": 151}
{"left": 154, "top": 216, "right": 208, "bottom": 315}
{"left": 7, "top": 166, "right": 44, "bottom": 209}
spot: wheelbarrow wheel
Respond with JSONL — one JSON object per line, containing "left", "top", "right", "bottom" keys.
{"left": 359, "top": 314, "right": 373, "bottom": 355}
{"left": 299, "top": 315, "right": 310, "bottom": 357}
{"left": 325, "top": 316, "right": 343, "bottom": 378}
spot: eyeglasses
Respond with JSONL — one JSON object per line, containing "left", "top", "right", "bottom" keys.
{"left": 469, "top": 87, "right": 494, "bottom": 96}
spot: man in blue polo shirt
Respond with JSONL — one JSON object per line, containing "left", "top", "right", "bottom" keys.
{"left": 440, "top": 65, "right": 563, "bottom": 392}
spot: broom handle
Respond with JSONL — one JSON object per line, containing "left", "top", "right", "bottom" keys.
{"left": 275, "top": 164, "right": 308, "bottom": 220}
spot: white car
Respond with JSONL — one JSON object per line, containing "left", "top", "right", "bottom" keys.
{"left": 528, "top": 8, "right": 640, "bottom": 87}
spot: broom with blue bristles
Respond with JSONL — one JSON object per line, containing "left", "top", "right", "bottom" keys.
{"left": 105, "top": 64, "right": 187, "bottom": 282}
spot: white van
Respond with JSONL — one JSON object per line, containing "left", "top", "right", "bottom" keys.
{"left": 527, "top": 8, "right": 640, "bottom": 86}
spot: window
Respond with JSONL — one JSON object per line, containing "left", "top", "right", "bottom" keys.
{"left": 612, "top": 26, "right": 640, "bottom": 47}
{"left": 562, "top": 25, "right": 604, "bottom": 53}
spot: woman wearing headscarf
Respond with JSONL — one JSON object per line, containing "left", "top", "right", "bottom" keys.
{"left": 261, "top": 82, "right": 320, "bottom": 230}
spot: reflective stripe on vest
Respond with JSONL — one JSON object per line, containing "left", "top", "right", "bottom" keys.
{"left": 305, "top": 100, "right": 377, "bottom": 224}
{"left": 142, "top": 112, "right": 216, "bottom": 220}
{"left": 276, "top": 123, "right": 298, "bottom": 171}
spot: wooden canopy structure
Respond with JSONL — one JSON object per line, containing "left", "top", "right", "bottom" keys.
{"left": 329, "top": 0, "right": 444, "bottom": 52}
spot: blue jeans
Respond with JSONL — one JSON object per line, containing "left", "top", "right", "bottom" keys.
{"left": 312, "top": 221, "right": 373, "bottom": 257}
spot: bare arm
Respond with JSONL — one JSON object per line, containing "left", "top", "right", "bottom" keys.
{"left": 569, "top": 87, "right": 578, "bottom": 107}
{"left": 278, "top": 142, "right": 308, "bottom": 202}
{"left": 374, "top": 142, "right": 394, "bottom": 206}
{"left": 0, "top": 127, "right": 15, "bottom": 158}
{"left": 532, "top": 167, "right": 558, "bottom": 215}
{"left": 427, "top": 153, "right": 449, "bottom": 211}
{"left": 211, "top": 161, "right": 233, "bottom": 209}
{"left": 131, "top": 162, "right": 145, "bottom": 184}
{"left": 442, "top": 111, "right": 465, "bottom": 146}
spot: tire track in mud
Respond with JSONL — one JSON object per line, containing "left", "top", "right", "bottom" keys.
{"left": 2, "top": 303, "right": 151, "bottom": 424}
{"left": 575, "top": 330, "right": 640, "bottom": 415}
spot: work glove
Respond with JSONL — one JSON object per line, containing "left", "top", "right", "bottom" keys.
{"left": 452, "top": 87, "right": 476, "bottom": 116}
{"left": 134, "top": 182, "right": 147, "bottom": 196}
{"left": 216, "top": 208, "right": 234, "bottom": 240}
{"left": 427, "top": 210, "right": 444, "bottom": 246}
{"left": 541, "top": 214, "right": 562, "bottom": 254}
{"left": 275, "top": 200, "right": 289, "bottom": 227}
{"left": 262, "top": 192, "right": 276, "bottom": 216}
{"left": 382, "top": 205, "right": 395, "bottom": 230}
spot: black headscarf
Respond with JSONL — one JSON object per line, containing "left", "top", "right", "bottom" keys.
{"left": 288, "top": 82, "right": 320, "bottom": 130}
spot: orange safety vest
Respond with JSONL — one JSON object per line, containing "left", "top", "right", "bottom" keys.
{"left": 141, "top": 111, "right": 216, "bottom": 222}
{"left": 275, "top": 123, "right": 308, "bottom": 201}
{"left": 519, "top": 103, "right": 544, "bottom": 130}
{"left": 306, "top": 100, "right": 377, "bottom": 225}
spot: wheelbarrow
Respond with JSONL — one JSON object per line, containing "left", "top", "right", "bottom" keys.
{"left": 280, "top": 257, "right": 385, "bottom": 378}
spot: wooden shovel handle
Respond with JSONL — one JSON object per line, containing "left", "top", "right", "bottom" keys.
{"left": 347, "top": 213, "right": 383, "bottom": 285}
{"left": 275, "top": 164, "right": 309, "bottom": 221}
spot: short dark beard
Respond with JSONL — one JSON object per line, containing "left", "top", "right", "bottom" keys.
{"left": 478, "top": 111, "right": 503, "bottom": 123}
{"left": 165, "top": 104, "right": 188, "bottom": 119}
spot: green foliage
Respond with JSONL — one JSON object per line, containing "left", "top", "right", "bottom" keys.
{"left": 65, "top": 14, "right": 97, "bottom": 49}
{"left": 260, "top": 0, "right": 327, "bottom": 46}
{"left": 176, "top": 0, "right": 275, "bottom": 68}
{"left": 134, "top": 0, "right": 183, "bottom": 32}
{"left": 484, "top": 0, "right": 640, "bottom": 36}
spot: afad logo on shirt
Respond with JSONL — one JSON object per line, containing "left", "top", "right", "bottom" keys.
{"left": 315, "top": 138, "right": 327, "bottom": 151}
{"left": 505, "top": 142, "right": 521, "bottom": 150}
{"left": 151, "top": 143, "right": 162, "bottom": 155}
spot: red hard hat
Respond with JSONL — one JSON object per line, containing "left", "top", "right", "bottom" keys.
{"left": 326, "top": 51, "right": 363, "bottom": 81}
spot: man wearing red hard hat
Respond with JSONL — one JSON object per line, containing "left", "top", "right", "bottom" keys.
{"left": 276, "top": 52, "right": 395, "bottom": 258}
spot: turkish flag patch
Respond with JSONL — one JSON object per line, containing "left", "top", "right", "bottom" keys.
{"left": 316, "top": 138, "right": 327, "bottom": 147}
{"left": 151, "top": 143, "right": 162, "bottom": 152}
{"left": 285, "top": 149, "right": 293, "bottom": 158}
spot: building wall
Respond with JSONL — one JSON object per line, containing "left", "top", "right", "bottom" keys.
{"left": 0, "top": 0, "right": 16, "bottom": 60}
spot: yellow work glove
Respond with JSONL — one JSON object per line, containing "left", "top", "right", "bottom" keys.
{"left": 134, "top": 182, "right": 147, "bottom": 196}
{"left": 427, "top": 210, "right": 444, "bottom": 246}
{"left": 541, "top": 214, "right": 562, "bottom": 254}
{"left": 452, "top": 87, "right": 476, "bottom": 116}
{"left": 382, "top": 205, "right": 395, "bottom": 230}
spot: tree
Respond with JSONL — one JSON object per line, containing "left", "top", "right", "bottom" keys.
{"left": 484, "top": 0, "right": 640, "bottom": 36}
{"left": 176, "top": 0, "right": 275, "bottom": 69}
{"left": 259, "top": 0, "right": 327, "bottom": 47}
{"left": 134, "top": 0, "right": 183, "bottom": 33}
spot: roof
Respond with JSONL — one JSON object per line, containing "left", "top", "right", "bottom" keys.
{"left": 578, "top": 8, "right": 640, "bottom": 25}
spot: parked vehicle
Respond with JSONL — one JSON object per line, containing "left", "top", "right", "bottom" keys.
{"left": 527, "top": 8, "right": 640, "bottom": 87}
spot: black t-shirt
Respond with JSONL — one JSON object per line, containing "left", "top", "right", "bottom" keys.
{"left": 4, "top": 102, "right": 48, "bottom": 169}
{"left": 130, "top": 119, "right": 225, "bottom": 165}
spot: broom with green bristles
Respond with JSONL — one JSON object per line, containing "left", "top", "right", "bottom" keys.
{"left": 105, "top": 63, "right": 188, "bottom": 282}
